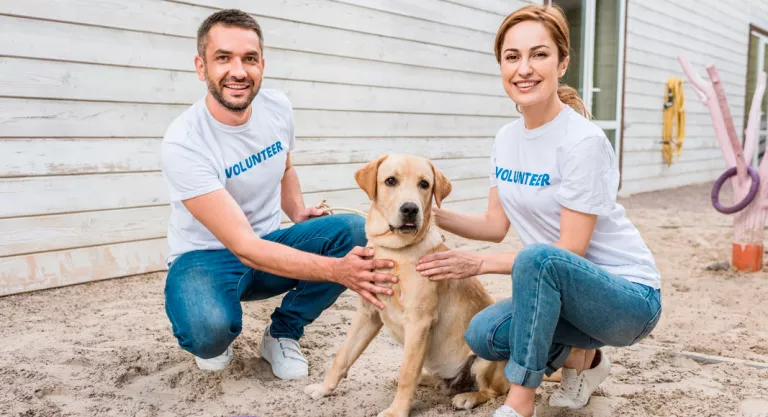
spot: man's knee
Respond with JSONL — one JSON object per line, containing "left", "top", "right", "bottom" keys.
{"left": 164, "top": 265, "right": 241, "bottom": 359}
{"left": 177, "top": 313, "right": 241, "bottom": 359}
{"left": 322, "top": 213, "right": 367, "bottom": 256}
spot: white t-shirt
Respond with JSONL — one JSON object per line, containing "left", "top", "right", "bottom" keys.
{"left": 160, "top": 89, "right": 295, "bottom": 265}
{"left": 490, "top": 105, "right": 661, "bottom": 289}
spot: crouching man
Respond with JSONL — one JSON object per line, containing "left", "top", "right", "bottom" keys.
{"left": 160, "top": 9, "right": 396, "bottom": 380}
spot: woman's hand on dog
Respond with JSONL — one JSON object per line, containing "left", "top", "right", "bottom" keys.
{"left": 332, "top": 246, "right": 398, "bottom": 309}
{"left": 416, "top": 251, "right": 482, "bottom": 281}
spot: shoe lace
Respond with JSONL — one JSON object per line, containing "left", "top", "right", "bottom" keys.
{"left": 556, "top": 370, "right": 586, "bottom": 399}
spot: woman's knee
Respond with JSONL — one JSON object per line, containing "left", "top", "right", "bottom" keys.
{"left": 514, "top": 243, "right": 558, "bottom": 271}
{"left": 464, "top": 302, "right": 513, "bottom": 361}
{"left": 511, "top": 243, "right": 561, "bottom": 284}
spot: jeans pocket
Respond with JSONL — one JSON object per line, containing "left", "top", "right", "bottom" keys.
{"left": 631, "top": 297, "right": 662, "bottom": 345}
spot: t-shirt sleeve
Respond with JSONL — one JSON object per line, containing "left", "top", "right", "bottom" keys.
{"left": 160, "top": 135, "right": 223, "bottom": 202}
{"left": 555, "top": 136, "right": 617, "bottom": 216}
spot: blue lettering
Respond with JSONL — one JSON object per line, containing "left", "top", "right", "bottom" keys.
{"left": 225, "top": 142, "right": 290, "bottom": 179}
{"left": 493, "top": 166, "right": 551, "bottom": 187}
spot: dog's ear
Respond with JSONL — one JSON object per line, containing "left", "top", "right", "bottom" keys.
{"left": 355, "top": 154, "right": 389, "bottom": 201}
{"left": 430, "top": 162, "right": 452, "bottom": 207}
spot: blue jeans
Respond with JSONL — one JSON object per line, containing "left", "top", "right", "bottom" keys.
{"left": 164, "top": 214, "right": 366, "bottom": 359}
{"left": 464, "top": 243, "right": 662, "bottom": 389}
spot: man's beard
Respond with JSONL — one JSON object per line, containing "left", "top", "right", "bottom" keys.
{"left": 205, "top": 71, "right": 260, "bottom": 112}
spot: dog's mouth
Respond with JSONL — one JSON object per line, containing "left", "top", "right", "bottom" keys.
{"left": 389, "top": 223, "right": 419, "bottom": 235}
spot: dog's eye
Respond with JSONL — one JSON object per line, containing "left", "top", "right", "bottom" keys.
{"left": 385, "top": 177, "right": 397, "bottom": 186}
{"left": 419, "top": 180, "right": 430, "bottom": 189}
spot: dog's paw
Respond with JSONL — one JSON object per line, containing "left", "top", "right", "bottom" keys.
{"left": 304, "top": 383, "right": 331, "bottom": 400}
{"left": 451, "top": 392, "right": 485, "bottom": 410}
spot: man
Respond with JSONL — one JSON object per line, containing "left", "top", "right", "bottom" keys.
{"left": 160, "top": 9, "right": 396, "bottom": 380}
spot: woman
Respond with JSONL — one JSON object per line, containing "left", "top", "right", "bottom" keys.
{"left": 416, "top": 5, "right": 662, "bottom": 417}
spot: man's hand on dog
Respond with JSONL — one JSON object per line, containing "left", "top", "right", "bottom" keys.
{"left": 416, "top": 251, "right": 482, "bottom": 281}
{"left": 332, "top": 246, "right": 397, "bottom": 310}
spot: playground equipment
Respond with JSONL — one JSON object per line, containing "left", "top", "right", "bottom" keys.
{"left": 678, "top": 56, "right": 767, "bottom": 272}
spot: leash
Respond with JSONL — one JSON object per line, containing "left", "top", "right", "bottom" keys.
{"left": 314, "top": 199, "right": 368, "bottom": 217}
{"left": 662, "top": 77, "right": 686, "bottom": 166}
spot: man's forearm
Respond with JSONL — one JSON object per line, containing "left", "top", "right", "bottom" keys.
{"left": 281, "top": 165, "right": 306, "bottom": 223}
{"left": 233, "top": 235, "right": 337, "bottom": 282}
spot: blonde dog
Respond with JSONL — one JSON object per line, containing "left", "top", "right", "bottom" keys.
{"left": 304, "top": 154, "right": 510, "bottom": 417}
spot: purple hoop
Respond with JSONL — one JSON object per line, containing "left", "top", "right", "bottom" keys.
{"left": 711, "top": 166, "right": 760, "bottom": 214}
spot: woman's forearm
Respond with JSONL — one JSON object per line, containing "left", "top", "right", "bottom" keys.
{"left": 434, "top": 207, "right": 508, "bottom": 242}
{"left": 477, "top": 252, "right": 517, "bottom": 275}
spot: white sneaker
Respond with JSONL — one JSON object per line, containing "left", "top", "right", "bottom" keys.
{"left": 259, "top": 326, "right": 309, "bottom": 380}
{"left": 194, "top": 343, "right": 232, "bottom": 371}
{"left": 492, "top": 404, "right": 536, "bottom": 417}
{"left": 548, "top": 349, "right": 611, "bottom": 409}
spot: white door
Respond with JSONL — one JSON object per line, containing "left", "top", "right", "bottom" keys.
{"left": 554, "top": 0, "right": 626, "bottom": 156}
{"left": 747, "top": 29, "right": 768, "bottom": 166}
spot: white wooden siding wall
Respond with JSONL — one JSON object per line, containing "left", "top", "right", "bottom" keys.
{"left": 0, "top": 0, "right": 534, "bottom": 296}
{"left": 620, "top": 0, "right": 768, "bottom": 195}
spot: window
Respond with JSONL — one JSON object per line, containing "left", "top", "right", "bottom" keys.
{"left": 552, "top": 0, "right": 626, "bottom": 155}
{"left": 746, "top": 26, "right": 768, "bottom": 166}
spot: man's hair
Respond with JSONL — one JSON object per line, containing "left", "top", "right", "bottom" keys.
{"left": 196, "top": 9, "right": 263, "bottom": 58}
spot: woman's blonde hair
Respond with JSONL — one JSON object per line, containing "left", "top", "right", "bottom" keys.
{"left": 494, "top": 5, "right": 591, "bottom": 119}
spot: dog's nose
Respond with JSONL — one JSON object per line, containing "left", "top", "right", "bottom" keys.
{"left": 400, "top": 202, "right": 419, "bottom": 217}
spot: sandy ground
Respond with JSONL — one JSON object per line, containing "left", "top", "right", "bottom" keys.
{"left": 3, "top": 182, "right": 768, "bottom": 417}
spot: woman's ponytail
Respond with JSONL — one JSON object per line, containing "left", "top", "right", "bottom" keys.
{"left": 557, "top": 84, "right": 591, "bottom": 119}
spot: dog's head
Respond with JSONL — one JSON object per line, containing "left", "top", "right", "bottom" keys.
{"left": 355, "top": 154, "right": 451, "bottom": 248}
